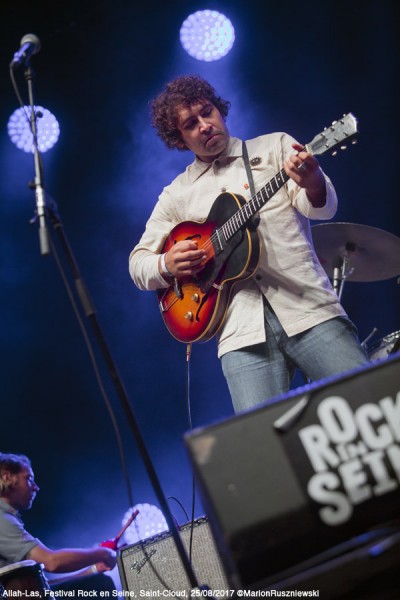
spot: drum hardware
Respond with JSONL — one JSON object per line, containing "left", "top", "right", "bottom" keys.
{"left": 361, "top": 327, "right": 379, "bottom": 351}
{"left": 0, "top": 560, "right": 50, "bottom": 598}
{"left": 312, "top": 222, "right": 400, "bottom": 361}
{"left": 312, "top": 222, "right": 400, "bottom": 294}
{"left": 332, "top": 254, "right": 355, "bottom": 301}
{"left": 368, "top": 330, "right": 400, "bottom": 361}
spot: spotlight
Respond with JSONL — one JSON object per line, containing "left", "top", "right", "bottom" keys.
{"left": 180, "top": 10, "right": 235, "bottom": 62}
{"left": 122, "top": 504, "right": 168, "bottom": 545}
{"left": 7, "top": 105, "right": 60, "bottom": 153}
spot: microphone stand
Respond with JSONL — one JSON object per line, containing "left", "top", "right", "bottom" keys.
{"left": 20, "top": 59, "right": 200, "bottom": 592}
{"left": 24, "top": 61, "right": 49, "bottom": 256}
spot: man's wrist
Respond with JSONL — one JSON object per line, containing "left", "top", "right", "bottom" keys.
{"left": 160, "top": 253, "right": 173, "bottom": 277}
{"left": 306, "top": 177, "right": 326, "bottom": 208}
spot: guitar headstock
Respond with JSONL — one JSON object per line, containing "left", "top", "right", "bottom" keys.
{"left": 306, "top": 113, "right": 358, "bottom": 157}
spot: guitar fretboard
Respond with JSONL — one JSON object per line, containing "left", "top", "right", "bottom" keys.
{"left": 208, "top": 113, "right": 358, "bottom": 253}
{"left": 214, "top": 168, "right": 289, "bottom": 247}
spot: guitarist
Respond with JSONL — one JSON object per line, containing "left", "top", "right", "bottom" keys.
{"left": 129, "top": 75, "right": 369, "bottom": 414}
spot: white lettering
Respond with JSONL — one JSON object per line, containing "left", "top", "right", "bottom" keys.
{"left": 387, "top": 443, "right": 400, "bottom": 481}
{"left": 362, "top": 450, "right": 398, "bottom": 495}
{"left": 380, "top": 394, "right": 400, "bottom": 442}
{"left": 307, "top": 471, "right": 353, "bottom": 525}
{"left": 356, "top": 403, "right": 393, "bottom": 449}
{"left": 298, "top": 424, "right": 340, "bottom": 472}
{"left": 339, "top": 458, "right": 372, "bottom": 504}
{"left": 318, "top": 396, "right": 358, "bottom": 444}
{"left": 335, "top": 440, "right": 368, "bottom": 462}
{"left": 298, "top": 393, "right": 400, "bottom": 528}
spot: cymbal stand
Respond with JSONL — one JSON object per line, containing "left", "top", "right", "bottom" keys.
{"left": 336, "top": 254, "right": 355, "bottom": 302}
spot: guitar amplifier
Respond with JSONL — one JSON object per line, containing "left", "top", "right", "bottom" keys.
{"left": 117, "top": 517, "right": 229, "bottom": 593}
{"left": 185, "top": 355, "right": 400, "bottom": 590}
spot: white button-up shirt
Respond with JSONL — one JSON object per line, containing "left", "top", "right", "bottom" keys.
{"left": 129, "top": 134, "right": 347, "bottom": 357}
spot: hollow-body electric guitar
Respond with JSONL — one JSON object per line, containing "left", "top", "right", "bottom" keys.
{"left": 157, "top": 114, "right": 358, "bottom": 344}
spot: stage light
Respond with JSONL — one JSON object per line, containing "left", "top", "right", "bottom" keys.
{"left": 180, "top": 10, "right": 235, "bottom": 62}
{"left": 122, "top": 503, "right": 168, "bottom": 545}
{"left": 7, "top": 105, "right": 60, "bottom": 153}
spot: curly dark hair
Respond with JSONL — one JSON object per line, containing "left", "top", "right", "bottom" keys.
{"left": 150, "top": 74, "right": 231, "bottom": 150}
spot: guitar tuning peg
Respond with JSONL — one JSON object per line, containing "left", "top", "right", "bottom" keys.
{"left": 340, "top": 145, "right": 347, "bottom": 151}
{"left": 351, "top": 139, "right": 357, "bottom": 145}
{"left": 332, "top": 150, "right": 338, "bottom": 156}
{"left": 331, "top": 120, "right": 337, "bottom": 126}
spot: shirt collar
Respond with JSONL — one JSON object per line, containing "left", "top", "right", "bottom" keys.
{"left": 0, "top": 497, "right": 18, "bottom": 516}
{"left": 187, "top": 136, "right": 243, "bottom": 183}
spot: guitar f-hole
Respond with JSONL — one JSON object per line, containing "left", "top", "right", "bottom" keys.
{"left": 173, "top": 234, "right": 202, "bottom": 244}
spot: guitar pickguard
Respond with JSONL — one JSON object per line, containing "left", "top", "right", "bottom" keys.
{"left": 197, "top": 228, "right": 245, "bottom": 294}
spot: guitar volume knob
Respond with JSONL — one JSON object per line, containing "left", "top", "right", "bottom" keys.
{"left": 184, "top": 311, "right": 194, "bottom": 321}
{"left": 191, "top": 293, "right": 200, "bottom": 303}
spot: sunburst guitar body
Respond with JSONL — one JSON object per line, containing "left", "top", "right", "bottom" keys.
{"left": 157, "top": 192, "right": 260, "bottom": 343}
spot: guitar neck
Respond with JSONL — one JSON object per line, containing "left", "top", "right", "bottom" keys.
{"left": 214, "top": 113, "right": 358, "bottom": 248}
{"left": 219, "top": 167, "right": 289, "bottom": 242}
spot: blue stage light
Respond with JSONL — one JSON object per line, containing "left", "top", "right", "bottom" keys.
{"left": 122, "top": 503, "right": 168, "bottom": 544}
{"left": 7, "top": 105, "right": 60, "bottom": 153}
{"left": 180, "top": 10, "right": 235, "bottom": 62}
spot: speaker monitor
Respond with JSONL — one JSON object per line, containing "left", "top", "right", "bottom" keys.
{"left": 184, "top": 355, "right": 400, "bottom": 590}
{"left": 117, "top": 517, "right": 229, "bottom": 593}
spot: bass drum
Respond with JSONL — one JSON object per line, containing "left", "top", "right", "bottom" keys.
{"left": 368, "top": 330, "right": 400, "bottom": 361}
{"left": 0, "top": 560, "right": 49, "bottom": 598}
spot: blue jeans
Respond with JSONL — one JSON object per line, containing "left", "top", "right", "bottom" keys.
{"left": 221, "top": 300, "right": 370, "bottom": 413}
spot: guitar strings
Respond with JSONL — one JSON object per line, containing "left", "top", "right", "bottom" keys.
{"left": 199, "top": 168, "right": 289, "bottom": 255}
{"left": 196, "top": 120, "right": 352, "bottom": 255}
{"left": 161, "top": 170, "right": 289, "bottom": 311}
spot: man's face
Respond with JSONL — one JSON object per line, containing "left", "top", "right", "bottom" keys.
{"left": 2, "top": 466, "right": 39, "bottom": 511}
{"left": 176, "top": 100, "right": 229, "bottom": 162}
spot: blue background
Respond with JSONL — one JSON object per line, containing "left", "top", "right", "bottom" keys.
{"left": 1, "top": 0, "right": 399, "bottom": 559}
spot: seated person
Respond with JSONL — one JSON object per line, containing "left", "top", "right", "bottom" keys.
{"left": 0, "top": 453, "right": 116, "bottom": 590}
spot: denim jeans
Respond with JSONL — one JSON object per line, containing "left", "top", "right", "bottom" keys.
{"left": 221, "top": 299, "right": 370, "bottom": 414}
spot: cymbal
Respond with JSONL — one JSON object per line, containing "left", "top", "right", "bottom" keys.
{"left": 311, "top": 222, "right": 400, "bottom": 282}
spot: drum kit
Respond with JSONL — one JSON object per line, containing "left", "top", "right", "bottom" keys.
{"left": 0, "top": 511, "right": 140, "bottom": 598}
{"left": 312, "top": 221, "right": 400, "bottom": 360}
{"left": 0, "top": 560, "right": 50, "bottom": 598}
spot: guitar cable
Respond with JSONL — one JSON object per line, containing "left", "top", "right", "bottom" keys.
{"left": 185, "top": 343, "right": 197, "bottom": 563}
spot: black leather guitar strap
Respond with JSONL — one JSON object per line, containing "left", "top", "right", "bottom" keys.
{"left": 242, "top": 140, "right": 256, "bottom": 197}
{"left": 242, "top": 140, "right": 260, "bottom": 228}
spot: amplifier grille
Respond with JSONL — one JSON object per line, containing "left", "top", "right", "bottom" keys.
{"left": 117, "top": 517, "right": 229, "bottom": 593}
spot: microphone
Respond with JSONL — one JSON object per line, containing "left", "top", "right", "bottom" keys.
{"left": 10, "top": 33, "right": 41, "bottom": 69}
{"left": 332, "top": 255, "right": 343, "bottom": 296}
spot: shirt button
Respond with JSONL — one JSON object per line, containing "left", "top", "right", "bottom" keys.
{"left": 221, "top": 187, "right": 227, "bottom": 192}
